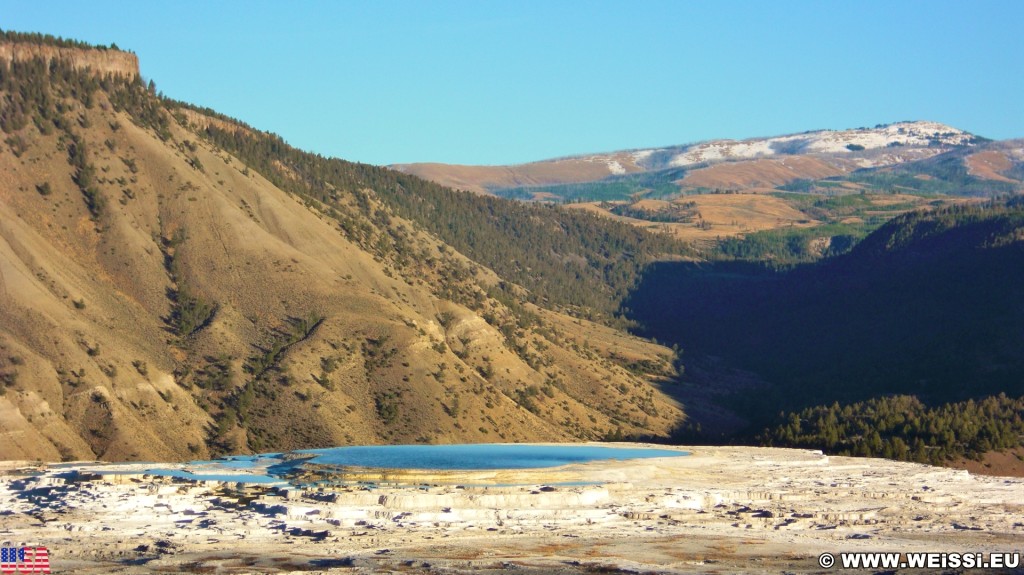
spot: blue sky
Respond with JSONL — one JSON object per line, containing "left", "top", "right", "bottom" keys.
{"left": 3, "top": 1, "right": 1022, "bottom": 166}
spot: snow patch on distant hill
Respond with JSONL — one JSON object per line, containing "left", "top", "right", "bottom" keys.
{"left": 394, "top": 121, "right": 981, "bottom": 194}
{"left": 631, "top": 150, "right": 655, "bottom": 163}
{"left": 564, "top": 155, "right": 629, "bottom": 175}
{"left": 620, "top": 121, "right": 976, "bottom": 170}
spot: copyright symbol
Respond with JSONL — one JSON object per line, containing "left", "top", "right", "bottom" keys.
{"left": 818, "top": 553, "right": 835, "bottom": 568}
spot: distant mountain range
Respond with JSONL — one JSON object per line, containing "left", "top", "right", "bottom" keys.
{"left": 393, "top": 121, "right": 1022, "bottom": 200}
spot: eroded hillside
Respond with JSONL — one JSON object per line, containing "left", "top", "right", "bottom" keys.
{"left": 0, "top": 39, "right": 685, "bottom": 461}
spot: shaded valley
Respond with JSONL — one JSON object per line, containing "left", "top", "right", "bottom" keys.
{"left": 627, "top": 202, "right": 1024, "bottom": 466}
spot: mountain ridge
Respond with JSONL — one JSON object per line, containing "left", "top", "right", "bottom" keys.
{"left": 392, "top": 121, "right": 980, "bottom": 194}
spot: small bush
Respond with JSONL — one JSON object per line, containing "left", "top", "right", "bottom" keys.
{"left": 132, "top": 360, "right": 148, "bottom": 376}
{"left": 5, "top": 135, "right": 28, "bottom": 157}
{"left": 375, "top": 392, "right": 400, "bottom": 424}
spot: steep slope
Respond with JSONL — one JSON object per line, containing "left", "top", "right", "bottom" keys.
{"left": 0, "top": 36, "right": 684, "bottom": 461}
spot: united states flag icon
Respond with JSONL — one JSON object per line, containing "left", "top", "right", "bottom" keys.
{"left": 0, "top": 547, "right": 50, "bottom": 574}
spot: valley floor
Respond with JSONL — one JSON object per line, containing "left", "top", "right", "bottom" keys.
{"left": 1, "top": 445, "right": 1022, "bottom": 574}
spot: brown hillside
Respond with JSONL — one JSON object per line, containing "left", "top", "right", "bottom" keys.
{"left": 964, "top": 150, "right": 1019, "bottom": 184}
{"left": 567, "top": 194, "right": 817, "bottom": 242}
{"left": 951, "top": 446, "right": 1024, "bottom": 478}
{"left": 678, "top": 156, "right": 849, "bottom": 190}
{"left": 393, "top": 153, "right": 643, "bottom": 194}
{"left": 0, "top": 57, "right": 683, "bottom": 462}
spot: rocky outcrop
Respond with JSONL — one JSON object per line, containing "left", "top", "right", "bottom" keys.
{"left": 0, "top": 42, "right": 138, "bottom": 78}
{"left": 175, "top": 107, "right": 256, "bottom": 138}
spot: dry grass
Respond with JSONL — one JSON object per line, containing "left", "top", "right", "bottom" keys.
{"left": 965, "top": 150, "right": 1019, "bottom": 183}
{"left": 678, "top": 156, "right": 849, "bottom": 189}
{"left": 567, "top": 193, "right": 819, "bottom": 241}
{"left": 0, "top": 90, "right": 684, "bottom": 462}
{"left": 392, "top": 153, "right": 644, "bottom": 195}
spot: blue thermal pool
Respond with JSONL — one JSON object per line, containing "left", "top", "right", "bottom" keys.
{"left": 88, "top": 444, "right": 688, "bottom": 486}
{"left": 140, "top": 469, "right": 287, "bottom": 485}
{"left": 298, "top": 444, "right": 688, "bottom": 470}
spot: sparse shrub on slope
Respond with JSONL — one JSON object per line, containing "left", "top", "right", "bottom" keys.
{"left": 0, "top": 37, "right": 687, "bottom": 459}
{"left": 185, "top": 112, "right": 692, "bottom": 323}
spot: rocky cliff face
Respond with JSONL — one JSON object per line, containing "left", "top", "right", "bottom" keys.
{"left": 0, "top": 42, "right": 139, "bottom": 79}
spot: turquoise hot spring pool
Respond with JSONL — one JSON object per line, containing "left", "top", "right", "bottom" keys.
{"left": 298, "top": 444, "right": 688, "bottom": 470}
{"left": 95, "top": 444, "right": 688, "bottom": 486}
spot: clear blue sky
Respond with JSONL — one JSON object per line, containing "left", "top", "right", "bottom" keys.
{"left": 3, "top": 1, "right": 1022, "bottom": 166}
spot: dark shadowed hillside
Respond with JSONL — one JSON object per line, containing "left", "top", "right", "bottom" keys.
{"left": 627, "top": 201, "right": 1024, "bottom": 463}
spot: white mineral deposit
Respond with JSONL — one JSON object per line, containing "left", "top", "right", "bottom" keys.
{"left": 1, "top": 445, "right": 1021, "bottom": 574}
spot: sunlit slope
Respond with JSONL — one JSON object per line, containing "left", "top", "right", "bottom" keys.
{"left": 0, "top": 39, "right": 684, "bottom": 461}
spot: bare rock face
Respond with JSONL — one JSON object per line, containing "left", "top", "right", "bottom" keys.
{"left": 0, "top": 42, "right": 139, "bottom": 79}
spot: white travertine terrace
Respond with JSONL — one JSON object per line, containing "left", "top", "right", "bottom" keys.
{"left": 1, "top": 445, "right": 1021, "bottom": 574}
